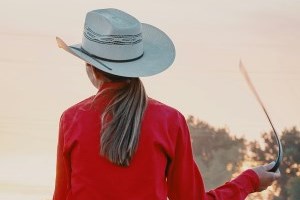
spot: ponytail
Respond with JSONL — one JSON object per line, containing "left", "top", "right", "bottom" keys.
{"left": 100, "top": 78, "right": 148, "bottom": 166}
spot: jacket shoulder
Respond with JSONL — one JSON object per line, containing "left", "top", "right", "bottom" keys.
{"left": 147, "top": 98, "right": 185, "bottom": 122}
{"left": 60, "top": 96, "right": 94, "bottom": 120}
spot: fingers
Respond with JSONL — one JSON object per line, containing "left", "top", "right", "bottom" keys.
{"left": 264, "top": 161, "right": 276, "bottom": 171}
{"left": 265, "top": 169, "right": 281, "bottom": 182}
{"left": 271, "top": 172, "right": 280, "bottom": 181}
{"left": 274, "top": 169, "right": 281, "bottom": 179}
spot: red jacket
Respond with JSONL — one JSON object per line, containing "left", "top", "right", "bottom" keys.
{"left": 53, "top": 82, "right": 259, "bottom": 200}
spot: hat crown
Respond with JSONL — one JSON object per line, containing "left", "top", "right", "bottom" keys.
{"left": 82, "top": 9, "right": 143, "bottom": 61}
{"left": 87, "top": 9, "right": 141, "bottom": 34}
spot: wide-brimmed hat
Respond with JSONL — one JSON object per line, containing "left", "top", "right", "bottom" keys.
{"left": 56, "top": 8, "right": 175, "bottom": 77}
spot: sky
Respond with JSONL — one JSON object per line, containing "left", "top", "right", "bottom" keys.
{"left": 0, "top": 0, "right": 300, "bottom": 199}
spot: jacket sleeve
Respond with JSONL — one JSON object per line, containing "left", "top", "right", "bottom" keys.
{"left": 167, "top": 113, "right": 259, "bottom": 200}
{"left": 53, "top": 114, "right": 71, "bottom": 200}
{"left": 166, "top": 113, "right": 206, "bottom": 200}
{"left": 206, "top": 169, "right": 259, "bottom": 200}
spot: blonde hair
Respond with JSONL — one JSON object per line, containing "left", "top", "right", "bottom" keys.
{"left": 93, "top": 67, "right": 148, "bottom": 166}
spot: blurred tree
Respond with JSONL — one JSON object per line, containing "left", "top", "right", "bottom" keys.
{"left": 287, "top": 177, "right": 300, "bottom": 200}
{"left": 249, "top": 127, "right": 300, "bottom": 199}
{"left": 187, "top": 115, "right": 246, "bottom": 190}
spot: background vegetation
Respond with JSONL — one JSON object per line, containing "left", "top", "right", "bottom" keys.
{"left": 188, "top": 116, "right": 300, "bottom": 200}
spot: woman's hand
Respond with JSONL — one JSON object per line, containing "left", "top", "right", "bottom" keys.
{"left": 252, "top": 162, "right": 281, "bottom": 192}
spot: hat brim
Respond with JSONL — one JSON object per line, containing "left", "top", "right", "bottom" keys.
{"left": 56, "top": 23, "right": 175, "bottom": 77}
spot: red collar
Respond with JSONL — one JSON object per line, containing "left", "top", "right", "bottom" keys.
{"left": 97, "top": 81, "right": 130, "bottom": 93}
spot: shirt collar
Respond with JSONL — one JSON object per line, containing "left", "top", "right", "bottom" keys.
{"left": 97, "top": 80, "right": 130, "bottom": 93}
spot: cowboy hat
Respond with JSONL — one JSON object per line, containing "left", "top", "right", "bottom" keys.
{"left": 56, "top": 8, "right": 175, "bottom": 77}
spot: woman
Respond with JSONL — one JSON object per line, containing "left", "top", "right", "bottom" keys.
{"left": 53, "top": 8, "right": 280, "bottom": 200}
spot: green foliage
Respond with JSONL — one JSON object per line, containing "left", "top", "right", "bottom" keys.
{"left": 187, "top": 116, "right": 246, "bottom": 190}
{"left": 249, "top": 127, "right": 300, "bottom": 199}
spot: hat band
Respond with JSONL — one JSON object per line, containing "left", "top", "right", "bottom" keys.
{"left": 82, "top": 26, "right": 144, "bottom": 61}
{"left": 70, "top": 46, "right": 144, "bottom": 63}
{"left": 84, "top": 26, "right": 142, "bottom": 46}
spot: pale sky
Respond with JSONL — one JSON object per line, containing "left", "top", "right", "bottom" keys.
{"left": 1, "top": 0, "right": 300, "bottom": 199}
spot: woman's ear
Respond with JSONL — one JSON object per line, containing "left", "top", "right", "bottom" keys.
{"left": 91, "top": 67, "right": 112, "bottom": 82}
{"left": 91, "top": 67, "right": 102, "bottom": 80}
{"left": 86, "top": 63, "right": 101, "bottom": 89}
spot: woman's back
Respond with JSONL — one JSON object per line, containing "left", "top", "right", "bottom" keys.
{"left": 54, "top": 83, "right": 204, "bottom": 199}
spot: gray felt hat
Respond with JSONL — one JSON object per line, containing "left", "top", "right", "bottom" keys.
{"left": 56, "top": 8, "right": 176, "bottom": 77}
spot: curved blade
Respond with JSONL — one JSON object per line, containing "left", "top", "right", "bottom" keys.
{"left": 239, "top": 60, "right": 283, "bottom": 172}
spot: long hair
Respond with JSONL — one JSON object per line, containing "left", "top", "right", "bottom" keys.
{"left": 93, "top": 67, "right": 148, "bottom": 167}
